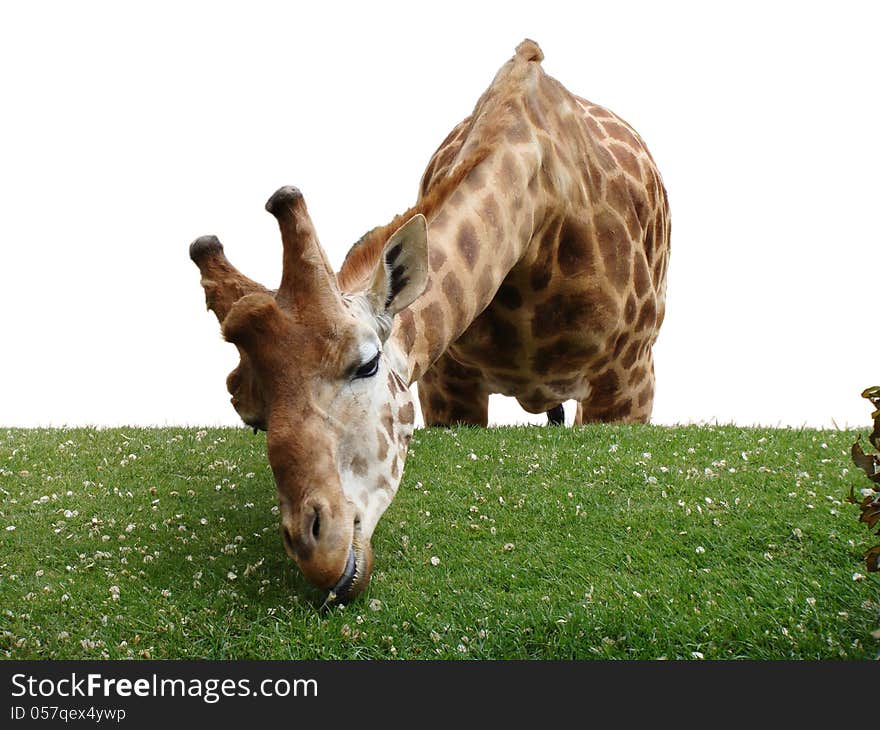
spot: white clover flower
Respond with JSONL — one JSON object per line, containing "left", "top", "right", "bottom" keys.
{"left": 430, "top": 556, "right": 440, "bottom": 566}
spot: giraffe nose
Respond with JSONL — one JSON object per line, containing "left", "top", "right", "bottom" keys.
{"left": 282, "top": 505, "right": 323, "bottom": 558}
{"left": 279, "top": 500, "right": 360, "bottom": 592}
{"left": 306, "top": 505, "right": 322, "bottom": 544}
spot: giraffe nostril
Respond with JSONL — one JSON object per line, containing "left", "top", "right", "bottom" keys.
{"left": 311, "top": 508, "right": 321, "bottom": 541}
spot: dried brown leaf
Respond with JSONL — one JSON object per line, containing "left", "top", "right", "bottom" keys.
{"left": 851, "top": 440, "right": 880, "bottom": 483}
{"left": 860, "top": 385, "right": 880, "bottom": 408}
{"left": 859, "top": 502, "right": 880, "bottom": 531}
{"left": 872, "top": 417, "right": 880, "bottom": 453}
{"left": 850, "top": 390, "right": 880, "bottom": 575}
{"left": 865, "top": 544, "right": 880, "bottom": 573}
{"left": 861, "top": 387, "right": 880, "bottom": 450}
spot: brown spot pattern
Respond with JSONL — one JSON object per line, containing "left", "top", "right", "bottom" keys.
{"left": 637, "top": 383, "right": 654, "bottom": 408}
{"left": 441, "top": 272, "right": 467, "bottom": 336}
{"left": 376, "top": 430, "right": 388, "bottom": 461}
{"left": 557, "top": 219, "right": 598, "bottom": 277}
{"left": 624, "top": 294, "right": 637, "bottom": 324}
{"left": 429, "top": 247, "right": 447, "bottom": 272}
{"left": 529, "top": 264, "right": 552, "bottom": 292}
{"left": 532, "top": 294, "right": 591, "bottom": 337}
{"left": 633, "top": 254, "right": 651, "bottom": 296}
{"left": 457, "top": 222, "right": 479, "bottom": 269}
{"left": 428, "top": 391, "right": 446, "bottom": 416}
{"left": 608, "top": 142, "right": 642, "bottom": 178}
{"left": 532, "top": 339, "right": 599, "bottom": 375}
{"left": 590, "top": 369, "right": 620, "bottom": 409}
{"left": 603, "top": 121, "right": 640, "bottom": 149}
{"left": 466, "top": 165, "right": 486, "bottom": 191}
{"left": 398, "top": 401, "right": 415, "bottom": 425}
{"left": 419, "top": 301, "right": 447, "bottom": 362}
{"left": 350, "top": 454, "right": 368, "bottom": 477}
{"left": 496, "top": 283, "right": 523, "bottom": 309}
{"left": 397, "top": 308, "right": 417, "bottom": 353}
{"left": 387, "top": 372, "right": 400, "bottom": 394}
{"left": 628, "top": 365, "right": 647, "bottom": 387}
{"left": 635, "top": 297, "right": 657, "bottom": 332}
{"left": 595, "top": 210, "right": 632, "bottom": 289}
{"left": 380, "top": 404, "right": 394, "bottom": 439}
{"left": 480, "top": 194, "right": 504, "bottom": 240}
{"left": 500, "top": 152, "right": 520, "bottom": 187}
{"left": 622, "top": 340, "right": 640, "bottom": 369}
{"left": 585, "top": 116, "right": 605, "bottom": 139}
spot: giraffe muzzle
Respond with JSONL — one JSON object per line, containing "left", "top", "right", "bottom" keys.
{"left": 322, "top": 521, "right": 372, "bottom": 608}
{"left": 322, "top": 546, "right": 357, "bottom": 608}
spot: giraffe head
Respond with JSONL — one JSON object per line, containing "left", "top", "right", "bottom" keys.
{"left": 190, "top": 186, "right": 428, "bottom": 602}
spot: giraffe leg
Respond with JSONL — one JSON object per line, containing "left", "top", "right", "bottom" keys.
{"left": 417, "top": 351, "right": 489, "bottom": 427}
{"left": 546, "top": 404, "right": 565, "bottom": 425}
{"left": 575, "top": 351, "right": 655, "bottom": 425}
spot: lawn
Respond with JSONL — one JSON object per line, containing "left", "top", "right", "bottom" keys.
{"left": 0, "top": 424, "right": 877, "bottom": 659}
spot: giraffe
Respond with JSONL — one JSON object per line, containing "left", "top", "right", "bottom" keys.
{"left": 189, "top": 39, "right": 670, "bottom": 603}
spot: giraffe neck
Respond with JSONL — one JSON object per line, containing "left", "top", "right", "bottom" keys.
{"left": 390, "top": 148, "right": 540, "bottom": 385}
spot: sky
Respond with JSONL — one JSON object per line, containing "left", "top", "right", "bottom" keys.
{"left": 1, "top": 1, "right": 877, "bottom": 430}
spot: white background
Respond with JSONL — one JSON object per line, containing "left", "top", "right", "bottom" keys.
{"left": 1, "top": 1, "right": 877, "bottom": 429}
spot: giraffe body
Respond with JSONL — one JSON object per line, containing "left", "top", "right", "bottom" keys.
{"left": 190, "top": 40, "right": 669, "bottom": 602}
{"left": 373, "top": 41, "right": 670, "bottom": 426}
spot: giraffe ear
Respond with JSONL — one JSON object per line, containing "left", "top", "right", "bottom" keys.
{"left": 367, "top": 214, "right": 429, "bottom": 317}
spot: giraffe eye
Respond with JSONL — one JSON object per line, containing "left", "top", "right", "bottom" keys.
{"left": 354, "top": 352, "right": 381, "bottom": 379}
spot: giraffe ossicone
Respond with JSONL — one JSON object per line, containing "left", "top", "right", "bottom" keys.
{"left": 190, "top": 39, "right": 670, "bottom": 603}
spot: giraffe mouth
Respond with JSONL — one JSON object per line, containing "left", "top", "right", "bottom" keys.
{"left": 322, "top": 521, "right": 369, "bottom": 607}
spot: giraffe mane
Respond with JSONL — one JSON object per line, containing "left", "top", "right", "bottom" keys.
{"left": 337, "top": 144, "right": 490, "bottom": 292}
{"left": 338, "top": 39, "right": 547, "bottom": 293}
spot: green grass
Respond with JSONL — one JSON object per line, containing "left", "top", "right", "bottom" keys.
{"left": 0, "top": 425, "right": 877, "bottom": 659}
